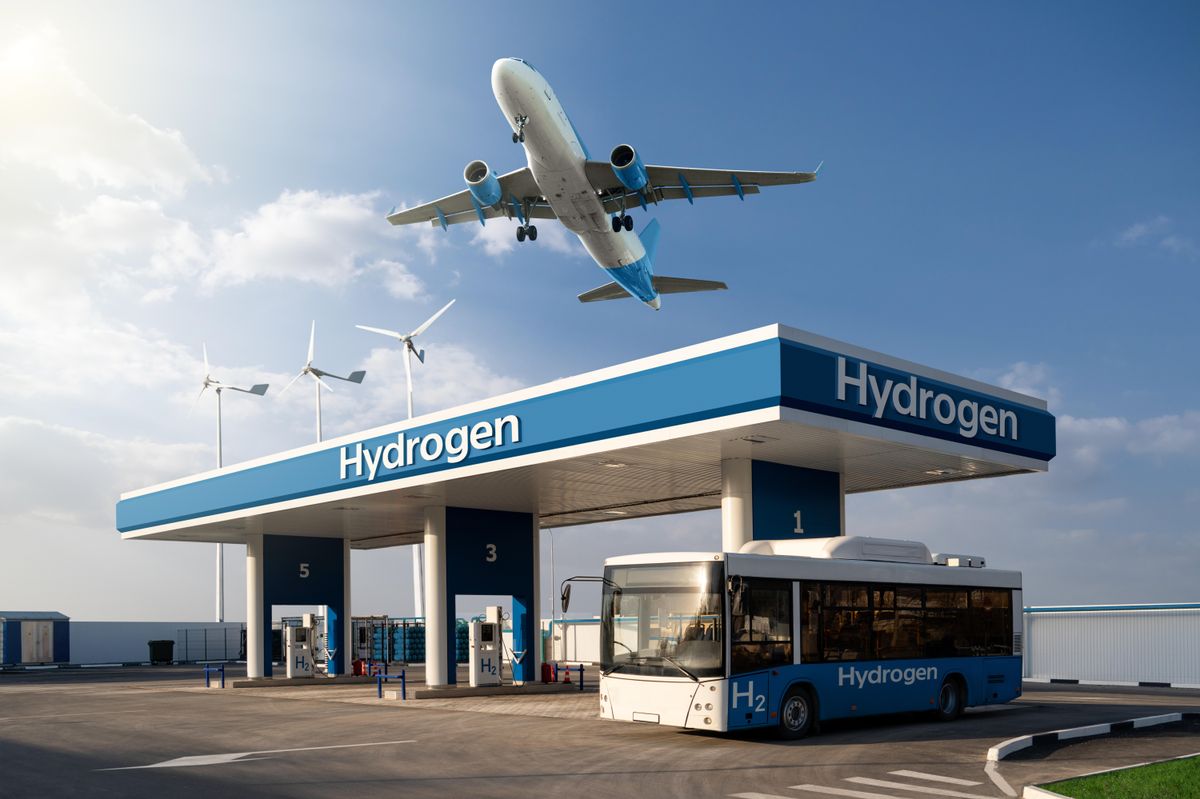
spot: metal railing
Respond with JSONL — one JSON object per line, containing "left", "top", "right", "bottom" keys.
{"left": 176, "top": 627, "right": 244, "bottom": 663}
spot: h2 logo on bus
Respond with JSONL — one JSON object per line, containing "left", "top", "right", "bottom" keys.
{"left": 731, "top": 678, "right": 767, "bottom": 713}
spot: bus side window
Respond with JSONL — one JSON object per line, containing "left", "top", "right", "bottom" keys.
{"left": 731, "top": 579, "right": 793, "bottom": 674}
{"left": 801, "top": 583, "right": 821, "bottom": 663}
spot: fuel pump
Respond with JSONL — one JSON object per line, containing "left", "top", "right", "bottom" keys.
{"left": 285, "top": 614, "right": 316, "bottom": 678}
{"left": 468, "top": 605, "right": 503, "bottom": 687}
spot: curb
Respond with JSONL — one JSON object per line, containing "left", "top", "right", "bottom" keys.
{"left": 988, "top": 711, "right": 1200, "bottom": 761}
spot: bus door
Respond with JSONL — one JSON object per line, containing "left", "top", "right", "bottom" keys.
{"left": 728, "top": 577, "right": 795, "bottom": 729}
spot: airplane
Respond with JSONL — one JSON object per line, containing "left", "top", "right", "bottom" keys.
{"left": 386, "top": 57, "right": 819, "bottom": 310}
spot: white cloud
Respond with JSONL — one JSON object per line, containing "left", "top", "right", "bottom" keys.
{"left": 470, "top": 216, "right": 582, "bottom": 259}
{"left": 365, "top": 258, "right": 424, "bottom": 300}
{"left": 205, "top": 189, "right": 436, "bottom": 296}
{"left": 335, "top": 341, "right": 524, "bottom": 433}
{"left": 0, "top": 28, "right": 214, "bottom": 197}
{"left": 995, "top": 361, "right": 1062, "bottom": 409}
{"left": 1117, "top": 215, "right": 1170, "bottom": 245}
{"left": 1129, "top": 411, "right": 1200, "bottom": 456}
{"left": 1115, "top": 215, "right": 1197, "bottom": 259}
{"left": 58, "top": 195, "right": 206, "bottom": 282}
{"left": 1159, "top": 234, "right": 1198, "bottom": 258}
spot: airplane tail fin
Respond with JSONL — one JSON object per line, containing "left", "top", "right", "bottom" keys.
{"left": 577, "top": 219, "right": 726, "bottom": 303}
{"left": 577, "top": 276, "right": 727, "bottom": 303}
{"left": 651, "top": 276, "right": 727, "bottom": 295}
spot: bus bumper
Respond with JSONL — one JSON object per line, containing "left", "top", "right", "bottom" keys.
{"left": 600, "top": 673, "right": 728, "bottom": 731}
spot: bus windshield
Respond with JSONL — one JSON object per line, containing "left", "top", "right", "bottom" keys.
{"left": 600, "top": 561, "right": 724, "bottom": 679}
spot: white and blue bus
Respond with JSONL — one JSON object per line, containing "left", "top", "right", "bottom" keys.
{"left": 595, "top": 536, "right": 1021, "bottom": 738}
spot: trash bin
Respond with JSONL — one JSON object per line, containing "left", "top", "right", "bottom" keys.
{"left": 148, "top": 639, "right": 174, "bottom": 665}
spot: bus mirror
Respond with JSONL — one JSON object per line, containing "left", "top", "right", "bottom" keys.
{"left": 560, "top": 583, "right": 571, "bottom": 614}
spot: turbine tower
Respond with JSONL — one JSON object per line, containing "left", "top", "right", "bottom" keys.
{"left": 279, "top": 320, "right": 366, "bottom": 442}
{"left": 356, "top": 298, "right": 456, "bottom": 618}
{"left": 195, "top": 343, "right": 269, "bottom": 623}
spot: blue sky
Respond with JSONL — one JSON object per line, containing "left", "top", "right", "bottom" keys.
{"left": 1, "top": 3, "right": 1197, "bottom": 620}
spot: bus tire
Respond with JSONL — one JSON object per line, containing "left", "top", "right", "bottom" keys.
{"left": 933, "top": 677, "right": 964, "bottom": 722}
{"left": 777, "top": 686, "right": 815, "bottom": 740}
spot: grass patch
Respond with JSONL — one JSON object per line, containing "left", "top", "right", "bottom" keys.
{"left": 1047, "top": 754, "right": 1200, "bottom": 798}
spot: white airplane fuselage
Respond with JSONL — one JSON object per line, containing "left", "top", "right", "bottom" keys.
{"left": 491, "top": 58, "right": 659, "bottom": 308}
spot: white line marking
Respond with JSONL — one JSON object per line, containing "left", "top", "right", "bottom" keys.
{"left": 99, "top": 739, "right": 416, "bottom": 771}
{"left": 844, "top": 777, "right": 994, "bottom": 798}
{"left": 730, "top": 794, "right": 806, "bottom": 799}
{"left": 984, "top": 762, "right": 1016, "bottom": 798}
{"left": 789, "top": 786, "right": 908, "bottom": 799}
{"left": 888, "top": 771, "right": 983, "bottom": 787}
{"left": 0, "top": 709, "right": 148, "bottom": 723}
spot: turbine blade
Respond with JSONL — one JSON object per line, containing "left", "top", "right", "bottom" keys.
{"left": 226, "top": 383, "right": 269, "bottom": 396}
{"left": 317, "top": 369, "right": 366, "bottom": 384}
{"left": 190, "top": 385, "right": 208, "bottom": 414}
{"left": 310, "top": 372, "right": 335, "bottom": 392}
{"left": 410, "top": 298, "right": 455, "bottom": 338}
{"left": 278, "top": 370, "right": 306, "bottom": 397}
{"left": 356, "top": 324, "right": 405, "bottom": 340}
{"left": 202, "top": 343, "right": 210, "bottom": 375}
{"left": 307, "top": 320, "right": 316, "bottom": 365}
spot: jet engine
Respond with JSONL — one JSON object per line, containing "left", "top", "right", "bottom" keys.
{"left": 464, "top": 159, "right": 502, "bottom": 207}
{"left": 610, "top": 144, "right": 649, "bottom": 192}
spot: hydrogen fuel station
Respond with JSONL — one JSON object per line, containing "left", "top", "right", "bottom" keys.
{"left": 116, "top": 324, "right": 1055, "bottom": 690}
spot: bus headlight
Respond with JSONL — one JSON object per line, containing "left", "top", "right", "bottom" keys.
{"left": 705, "top": 703, "right": 713, "bottom": 711}
{"left": 704, "top": 717, "right": 712, "bottom": 725}
{"left": 695, "top": 703, "right": 702, "bottom": 711}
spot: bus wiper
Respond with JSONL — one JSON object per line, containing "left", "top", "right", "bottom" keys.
{"left": 659, "top": 655, "right": 699, "bottom": 682}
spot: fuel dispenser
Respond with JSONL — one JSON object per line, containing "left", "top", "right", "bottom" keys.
{"left": 285, "top": 614, "right": 316, "bottom": 678}
{"left": 468, "top": 605, "right": 503, "bottom": 687}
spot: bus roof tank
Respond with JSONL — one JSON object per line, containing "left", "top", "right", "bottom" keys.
{"left": 738, "top": 536, "right": 934, "bottom": 565}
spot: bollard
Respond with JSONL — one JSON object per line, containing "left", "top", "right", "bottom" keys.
{"left": 401, "top": 668, "right": 407, "bottom": 701}
{"left": 553, "top": 663, "right": 559, "bottom": 682}
{"left": 578, "top": 664, "right": 584, "bottom": 691}
{"left": 377, "top": 674, "right": 383, "bottom": 699}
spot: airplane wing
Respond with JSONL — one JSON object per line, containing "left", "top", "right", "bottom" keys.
{"left": 582, "top": 161, "right": 817, "bottom": 212}
{"left": 386, "top": 167, "right": 556, "bottom": 228}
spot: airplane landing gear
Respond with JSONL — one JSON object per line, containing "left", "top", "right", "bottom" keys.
{"left": 611, "top": 214, "right": 633, "bottom": 233}
{"left": 516, "top": 225, "right": 537, "bottom": 242}
{"left": 512, "top": 114, "right": 528, "bottom": 143}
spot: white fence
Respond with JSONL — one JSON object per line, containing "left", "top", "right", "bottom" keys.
{"left": 70, "top": 622, "right": 245, "bottom": 664}
{"left": 1023, "top": 603, "right": 1200, "bottom": 687}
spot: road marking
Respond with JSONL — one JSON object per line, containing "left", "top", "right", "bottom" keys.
{"left": 845, "top": 777, "right": 993, "bottom": 798}
{"left": 0, "top": 709, "right": 148, "bottom": 723}
{"left": 789, "top": 786, "right": 911, "bottom": 798}
{"left": 984, "top": 761, "right": 1016, "bottom": 797}
{"left": 99, "top": 739, "right": 416, "bottom": 771}
{"left": 731, "top": 794, "right": 804, "bottom": 799}
{"left": 887, "top": 771, "right": 983, "bottom": 787}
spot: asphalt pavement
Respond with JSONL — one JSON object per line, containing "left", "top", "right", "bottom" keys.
{"left": 1, "top": 666, "right": 1197, "bottom": 798}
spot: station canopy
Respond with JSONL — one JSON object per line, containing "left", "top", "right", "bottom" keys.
{"left": 117, "top": 325, "right": 1055, "bottom": 549}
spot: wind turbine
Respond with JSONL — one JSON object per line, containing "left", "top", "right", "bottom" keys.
{"left": 355, "top": 298, "right": 456, "bottom": 619}
{"left": 355, "top": 298, "right": 455, "bottom": 420}
{"left": 279, "top": 321, "right": 366, "bottom": 442}
{"left": 194, "top": 343, "right": 269, "bottom": 623}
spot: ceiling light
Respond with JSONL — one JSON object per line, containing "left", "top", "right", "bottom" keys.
{"left": 924, "top": 468, "right": 961, "bottom": 477}
{"left": 599, "top": 461, "right": 627, "bottom": 469}
{"left": 737, "top": 434, "right": 779, "bottom": 444}
{"left": 602, "top": 510, "right": 628, "bottom": 516}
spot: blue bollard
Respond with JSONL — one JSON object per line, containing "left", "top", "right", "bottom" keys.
{"left": 578, "top": 664, "right": 584, "bottom": 691}
{"left": 401, "top": 668, "right": 407, "bottom": 700}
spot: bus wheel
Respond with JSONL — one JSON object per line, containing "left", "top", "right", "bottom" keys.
{"left": 778, "top": 687, "right": 815, "bottom": 740}
{"left": 933, "top": 678, "right": 963, "bottom": 722}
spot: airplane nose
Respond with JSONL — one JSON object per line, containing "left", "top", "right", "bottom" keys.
{"left": 492, "top": 58, "right": 519, "bottom": 93}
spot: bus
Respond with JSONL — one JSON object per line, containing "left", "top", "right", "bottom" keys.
{"left": 594, "top": 536, "right": 1021, "bottom": 738}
